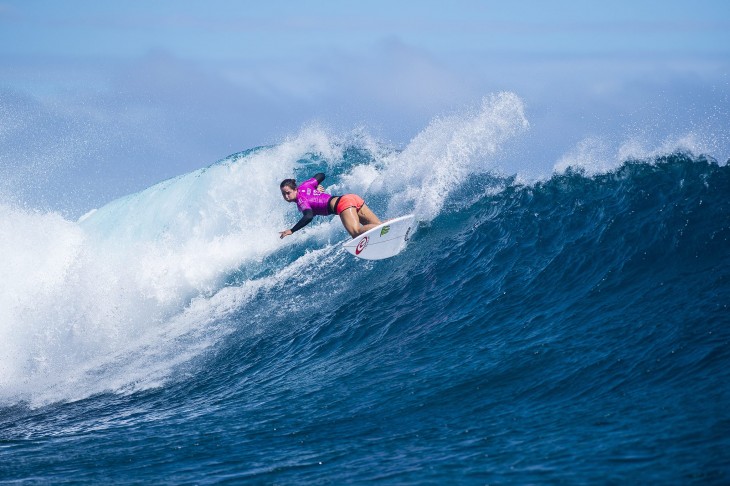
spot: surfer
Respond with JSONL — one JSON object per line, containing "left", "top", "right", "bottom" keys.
{"left": 279, "top": 173, "right": 382, "bottom": 239}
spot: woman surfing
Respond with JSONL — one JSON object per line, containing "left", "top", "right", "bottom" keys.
{"left": 279, "top": 173, "right": 383, "bottom": 239}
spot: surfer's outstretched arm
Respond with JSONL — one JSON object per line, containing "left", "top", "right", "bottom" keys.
{"left": 280, "top": 209, "right": 314, "bottom": 239}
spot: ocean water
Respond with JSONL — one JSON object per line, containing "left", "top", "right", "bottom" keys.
{"left": 1, "top": 93, "right": 729, "bottom": 483}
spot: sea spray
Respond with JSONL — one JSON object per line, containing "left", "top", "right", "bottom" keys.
{"left": 370, "top": 92, "right": 529, "bottom": 219}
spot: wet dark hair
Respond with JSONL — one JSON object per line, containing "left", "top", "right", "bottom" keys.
{"left": 280, "top": 179, "right": 296, "bottom": 190}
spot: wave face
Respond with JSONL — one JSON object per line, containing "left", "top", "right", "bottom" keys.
{"left": 2, "top": 94, "right": 729, "bottom": 483}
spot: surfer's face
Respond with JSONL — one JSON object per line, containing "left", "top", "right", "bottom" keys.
{"left": 280, "top": 186, "right": 297, "bottom": 202}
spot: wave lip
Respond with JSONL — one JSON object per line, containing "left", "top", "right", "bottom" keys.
{"left": 374, "top": 92, "right": 529, "bottom": 219}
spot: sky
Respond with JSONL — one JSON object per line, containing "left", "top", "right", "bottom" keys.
{"left": 1, "top": 0, "right": 729, "bottom": 216}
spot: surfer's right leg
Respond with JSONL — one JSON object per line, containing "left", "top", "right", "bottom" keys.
{"left": 339, "top": 207, "right": 364, "bottom": 238}
{"left": 339, "top": 204, "right": 382, "bottom": 238}
{"left": 337, "top": 194, "right": 380, "bottom": 238}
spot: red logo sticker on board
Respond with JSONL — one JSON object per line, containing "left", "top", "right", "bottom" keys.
{"left": 355, "top": 236, "right": 369, "bottom": 255}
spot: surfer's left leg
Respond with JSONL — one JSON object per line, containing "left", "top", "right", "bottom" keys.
{"left": 357, "top": 203, "right": 382, "bottom": 228}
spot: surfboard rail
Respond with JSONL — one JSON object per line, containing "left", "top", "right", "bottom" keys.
{"left": 342, "top": 214, "right": 415, "bottom": 260}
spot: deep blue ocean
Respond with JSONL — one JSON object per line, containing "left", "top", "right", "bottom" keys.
{"left": 1, "top": 95, "right": 729, "bottom": 483}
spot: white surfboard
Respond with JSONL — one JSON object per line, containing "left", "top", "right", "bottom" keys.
{"left": 343, "top": 214, "right": 415, "bottom": 260}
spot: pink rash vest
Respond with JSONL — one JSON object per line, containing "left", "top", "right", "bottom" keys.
{"left": 296, "top": 177, "right": 332, "bottom": 216}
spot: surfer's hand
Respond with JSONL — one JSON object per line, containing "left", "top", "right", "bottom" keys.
{"left": 279, "top": 229, "right": 292, "bottom": 239}
{"left": 317, "top": 185, "right": 326, "bottom": 193}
